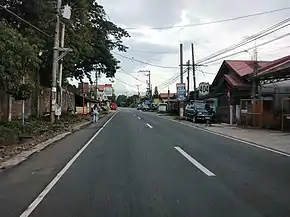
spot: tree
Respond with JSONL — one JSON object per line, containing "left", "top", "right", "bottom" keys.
{"left": 0, "top": 21, "right": 40, "bottom": 99}
{"left": 153, "top": 86, "right": 159, "bottom": 99}
{"left": 0, "top": 0, "right": 130, "bottom": 86}
{"left": 116, "top": 94, "right": 127, "bottom": 107}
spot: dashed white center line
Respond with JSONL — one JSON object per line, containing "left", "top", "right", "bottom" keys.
{"left": 174, "top": 147, "right": 216, "bottom": 177}
{"left": 146, "top": 123, "right": 153, "bottom": 128}
{"left": 137, "top": 117, "right": 141, "bottom": 119}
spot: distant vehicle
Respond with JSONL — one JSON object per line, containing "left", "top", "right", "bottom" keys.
{"left": 158, "top": 103, "right": 167, "bottom": 113}
{"left": 111, "top": 102, "right": 117, "bottom": 110}
{"left": 185, "top": 101, "right": 213, "bottom": 123}
{"left": 141, "top": 104, "right": 150, "bottom": 111}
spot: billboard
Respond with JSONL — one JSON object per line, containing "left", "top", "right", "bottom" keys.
{"left": 103, "top": 84, "right": 113, "bottom": 97}
{"left": 176, "top": 83, "right": 186, "bottom": 100}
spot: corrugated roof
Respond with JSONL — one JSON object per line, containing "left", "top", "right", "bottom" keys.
{"left": 159, "top": 93, "right": 175, "bottom": 98}
{"left": 258, "top": 55, "right": 290, "bottom": 75}
{"left": 224, "top": 74, "right": 242, "bottom": 86}
{"left": 225, "top": 60, "right": 270, "bottom": 77}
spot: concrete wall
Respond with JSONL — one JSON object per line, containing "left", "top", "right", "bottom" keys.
{"left": 0, "top": 87, "right": 75, "bottom": 121}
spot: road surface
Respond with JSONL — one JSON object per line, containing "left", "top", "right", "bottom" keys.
{"left": 1, "top": 108, "right": 290, "bottom": 217}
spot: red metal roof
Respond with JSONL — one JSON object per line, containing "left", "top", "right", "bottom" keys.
{"left": 258, "top": 55, "right": 290, "bottom": 75}
{"left": 225, "top": 60, "right": 270, "bottom": 77}
{"left": 224, "top": 74, "right": 242, "bottom": 87}
{"left": 159, "top": 93, "right": 175, "bottom": 99}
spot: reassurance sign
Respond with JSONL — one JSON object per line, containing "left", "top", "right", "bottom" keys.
{"left": 176, "top": 83, "right": 186, "bottom": 100}
{"left": 199, "top": 82, "right": 210, "bottom": 96}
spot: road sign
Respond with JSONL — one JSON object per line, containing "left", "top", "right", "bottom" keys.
{"left": 199, "top": 82, "right": 210, "bottom": 96}
{"left": 176, "top": 83, "right": 186, "bottom": 100}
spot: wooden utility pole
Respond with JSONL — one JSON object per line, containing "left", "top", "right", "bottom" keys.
{"left": 187, "top": 60, "right": 190, "bottom": 99}
{"left": 252, "top": 47, "right": 258, "bottom": 98}
{"left": 180, "top": 44, "right": 184, "bottom": 83}
{"left": 191, "top": 43, "right": 196, "bottom": 99}
{"left": 179, "top": 43, "right": 184, "bottom": 119}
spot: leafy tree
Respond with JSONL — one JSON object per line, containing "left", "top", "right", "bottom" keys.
{"left": 0, "top": 0, "right": 130, "bottom": 86}
{"left": 0, "top": 21, "right": 40, "bottom": 99}
{"left": 116, "top": 94, "right": 127, "bottom": 107}
{"left": 153, "top": 86, "right": 159, "bottom": 98}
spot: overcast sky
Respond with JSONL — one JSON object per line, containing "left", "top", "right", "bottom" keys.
{"left": 93, "top": 0, "right": 290, "bottom": 95}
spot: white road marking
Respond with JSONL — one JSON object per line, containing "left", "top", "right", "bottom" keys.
{"left": 159, "top": 116, "right": 290, "bottom": 158}
{"left": 137, "top": 117, "right": 141, "bottom": 119}
{"left": 174, "top": 147, "right": 216, "bottom": 176}
{"left": 19, "top": 112, "right": 118, "bottom": 217}
{"left": 146, "top": 123, "right": 153, "bottom": 128}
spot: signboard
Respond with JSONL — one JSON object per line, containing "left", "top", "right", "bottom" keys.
{"left": 103, "top": 84, "right": 113, "bottom": 97}
{"left": 199, "top": 82, "right": 210, "bottom": 96}
{"left": 176, "top": 83, "right": 186, "bottom": 100}
{"left": 145, "top": 99, "right": 151, "bottom": 105}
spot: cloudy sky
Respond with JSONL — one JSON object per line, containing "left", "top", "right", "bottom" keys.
{"left": 95, "top": 0, "right": 290, "bottom": 95}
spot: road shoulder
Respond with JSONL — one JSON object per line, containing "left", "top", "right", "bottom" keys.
{"left": 146, "top": 112, "right": 290, "bottom": 156}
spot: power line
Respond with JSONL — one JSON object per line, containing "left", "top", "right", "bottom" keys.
{"left": 115, "top": 77, "right": 138, "bottom": 89}
{"left": 203, "top": 32, "right": 290, "bottom": 65}
{"left": 0, "top": 4, "right": 53, "bottom": 39}
{"left": 157, "top": 31, "right": 290, "bottom": 89}
{"left": 119, "top": 68, "right": 146, "bottom": 84}
{"left": 196, "top": 18, "right": 290, "bottom": 64}
{"left": 112, "top": 51, "right": 178, "bottom": 69}
{"left": 125, "top": 7, "right": 290, "bottom": 30}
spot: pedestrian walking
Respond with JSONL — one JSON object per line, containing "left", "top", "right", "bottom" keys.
{"left": 92, "top": 104, "right": 99, "bottom": 123}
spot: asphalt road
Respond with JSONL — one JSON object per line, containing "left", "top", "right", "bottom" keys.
{"left": 1, "top": 108, "right": 290, "bottom": 217}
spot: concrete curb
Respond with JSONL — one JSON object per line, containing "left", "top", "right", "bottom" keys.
{"left": 0, "top": 121, "right": 92, "bottom": 170}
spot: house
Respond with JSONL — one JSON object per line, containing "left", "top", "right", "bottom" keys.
{"left": 159, "top": 93, "right": 176, "bottom": 103}
{"left": 210, "top": 55, "right": 290, "bottom": 129}
{"left": 210, "top": 59, "right": 270, "bottom": 123}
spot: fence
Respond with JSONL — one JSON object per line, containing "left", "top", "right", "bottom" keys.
{"left": 240, "top": 99, "right": 263, "bottom": 127}
{"left": 0, "top": 87, "right": 75, "bottom": 121}
{"left": 281, "top": 98, "right": 290, "bottom": 130}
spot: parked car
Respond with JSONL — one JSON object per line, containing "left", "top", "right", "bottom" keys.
{"left": 141, "top": 104, "right": 150, "bottom": 111}
{"left": 185, "top": 101, "right": 213, "bottom": 123}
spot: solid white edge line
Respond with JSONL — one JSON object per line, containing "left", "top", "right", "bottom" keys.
{"left": 174, "top": 147, "right": 216, "bottom": 177}
{"left": 19, "top": 112, "right": 118, "bottom": 217}
{"left": 159, "top": 116, "right": 290, "bottom": 158}
{"left": 146, "top": 123, "right": 153, "bottom": 128}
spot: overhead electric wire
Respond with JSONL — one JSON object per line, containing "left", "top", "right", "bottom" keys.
{"left": 0, "top": 4, "right": 53, "bottom": 39}
{"left": 158, "top": 31, "right": 290, "bottom": 88}
{"left": 112, "top": 51, "right": 179, "bottom": 69}
{"left": 196, "top": 18, "right": 290, "bottom": 64}
{"left": 202, "top": 32, "right": 290, "bottom": 65}
{"left": 119, "top": 68, "right": 146, "bottom": 84}
{"left": 115, "top": 77, "right": 138, "bottom": 89}
{"left": 124, "top": 7, "right": 290, "bottom": 30}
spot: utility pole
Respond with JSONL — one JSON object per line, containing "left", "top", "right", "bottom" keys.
{"left": 186, "top": 60, "right": 190, "bottom": 99}
{"left": 191, "top": 43, "right": 196, "bottom": 99}
{"left": 180, "top": 44, "right": 184, "bottom": 83}
{"left": 252, "top": 47, "right": 258, "bottom": 98}
{"left": 179, "top": 43, "right": 184, "bottom": 119}
{"left": 51, "top": 0, "right": 62, "bottom": 123}
{"left": 58, "top": 22, "right": 65, "bottom": 108}
{"left": 95, "top": 71, "right": 99, "bottom": 100}
{"left": 136, "top": 84, "right": 140, "bottom": 102}
{"left": 140, "top": 70, "right": 151, "bottom": 98}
